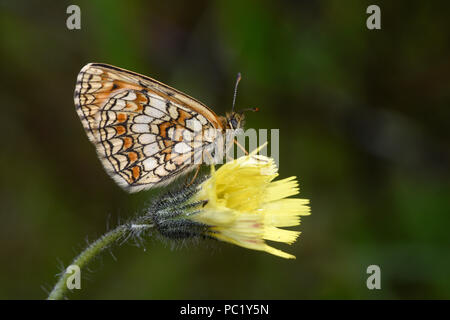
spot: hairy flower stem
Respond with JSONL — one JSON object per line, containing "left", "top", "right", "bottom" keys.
{"left": 47, "top": 222, "right": 154, "bottom": 300}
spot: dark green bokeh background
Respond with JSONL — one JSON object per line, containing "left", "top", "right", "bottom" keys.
{"left": 1, "top": 0, "right": 449, "bottom": 299}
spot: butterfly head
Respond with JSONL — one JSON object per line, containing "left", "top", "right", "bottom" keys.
{"left": 225, "top": 108, "right": 258, "bottom": 131}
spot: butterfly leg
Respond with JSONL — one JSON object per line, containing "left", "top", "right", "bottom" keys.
{"left": 234, "top": 138, "right": 249, "bottom": 155}
{"left": 187, "top": 164, "right": 201, "bottom": 186}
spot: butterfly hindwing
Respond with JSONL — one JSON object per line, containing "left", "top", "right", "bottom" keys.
{"left": 74, "top": 63, "right": 224, "bottom": 192}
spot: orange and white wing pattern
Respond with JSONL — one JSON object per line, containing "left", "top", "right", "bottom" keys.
{"left": 74, "top": 63, "right": 225, "bottom": 193}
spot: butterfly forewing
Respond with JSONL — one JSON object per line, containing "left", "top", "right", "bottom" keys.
{"left": 74, "top": 63, "right": 225, "bottom": 193}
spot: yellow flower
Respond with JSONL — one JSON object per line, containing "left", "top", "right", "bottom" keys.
{"left": 188, "top": 153, "right": 310, "bottom": 259}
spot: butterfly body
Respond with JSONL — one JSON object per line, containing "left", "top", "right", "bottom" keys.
{"left": 74, "top": 63, "right": 244, "bottom": 193}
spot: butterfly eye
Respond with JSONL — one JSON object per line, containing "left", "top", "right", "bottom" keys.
{"left": 230, "top": 118, "right": 238, "bottom": 129}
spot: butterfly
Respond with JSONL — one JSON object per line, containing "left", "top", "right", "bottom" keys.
{"left": 74, "top": 63, "right": 251, "bottom": 193}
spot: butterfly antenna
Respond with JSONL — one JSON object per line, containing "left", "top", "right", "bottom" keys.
{"left": 232, "top": 72, "right": 241, "bottom": 113}
{"left": 240, "top": 107, "right": 259, "bottom": 113}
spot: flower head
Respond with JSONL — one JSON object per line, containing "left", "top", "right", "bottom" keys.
{"left": 148, "top": 151, "right": 310, "bottom": 259}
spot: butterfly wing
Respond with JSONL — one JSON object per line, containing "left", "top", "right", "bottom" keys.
{"left": 74, "top": 63, "right": 224, "bottom": 193}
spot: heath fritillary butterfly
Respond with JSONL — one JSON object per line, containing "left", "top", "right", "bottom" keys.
{"left": 74, "top": 63, "right": 247, "bottom": 193}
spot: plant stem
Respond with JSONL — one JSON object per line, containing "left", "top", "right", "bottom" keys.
{"left": 47, "top": 223, "right": 153, "bottom": 300}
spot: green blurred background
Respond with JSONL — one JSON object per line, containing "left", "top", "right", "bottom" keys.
{"left": 1, "top": 0, "right": 449, "bottom": 299}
